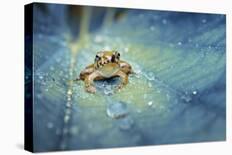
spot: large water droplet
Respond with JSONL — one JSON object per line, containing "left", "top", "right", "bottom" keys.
{"left": 106, "top": 101, "right": 129, "bottom": 119}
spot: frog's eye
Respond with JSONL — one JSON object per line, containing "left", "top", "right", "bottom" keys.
{"left": 111, "top": 55, "right": 116, "bottom": 62}
{"left": 95, "top": 55, "right": 101, "bottom": 62}
{"left": 117, "top": 52, "right": 120, "bottom": 59}
{"left": 113, "top": 51, "right": 120, "bottom": 59}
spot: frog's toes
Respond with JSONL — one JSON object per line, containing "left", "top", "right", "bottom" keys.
{"left": 86, "top": 86, "right": 97, "bottom": 93}
{"left": 115, "top": 84, "right": 124, "bottom": 91}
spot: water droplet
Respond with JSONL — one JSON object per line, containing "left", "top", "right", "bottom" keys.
{"left": 64, "top": 115, "right": 70, "bottom": 123}
{"left": 39, "top": 75, "right": 43, "bottom": 80}
{"left": 162, "top": 19, "right": 167, "bottom": 24}
{"left": 67, "top": 89, "right": 72, "bottom": 95}
{"left": 47, "top": 122, "right": 54, "bottom": 129}
{"left": 66, "top": 102, "right": 71, "bottom": 107}
{"left": 67, "top": 97, "right": 71, "bottom": 101}
{"left": 147, "top": 101, "right": 153, "bottom": 106}
{"left": 202, "top": 19, "right": 207, "bottom": 23}
{"left": 150, "top": 26, "right": 155, "bottom": 31}
{"left": 106, "top": 101, "right": 129, "bottom": 119}
{"left": 178, "top": 42, "right": 182, "bottom": 46}
{"left": 192, "top": 90, "right": 197, "bottom": 95}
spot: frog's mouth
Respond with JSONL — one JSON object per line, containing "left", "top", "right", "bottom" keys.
{"left": 98, "top": 63, "right": 120, "bottom": 78}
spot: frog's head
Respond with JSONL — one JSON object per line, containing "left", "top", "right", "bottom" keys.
{"left": 94, "top": 50, "right": 120, "bottom": 68}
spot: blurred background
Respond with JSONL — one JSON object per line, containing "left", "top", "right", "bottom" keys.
{"left": 25, "top": 3, "right": 226, "bottom": 152}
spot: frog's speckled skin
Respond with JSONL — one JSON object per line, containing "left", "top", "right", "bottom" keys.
{"left": 77, "top": 51, "right": 134, "bottom": 93}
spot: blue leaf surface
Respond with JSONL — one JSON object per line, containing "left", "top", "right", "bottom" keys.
{"left": 31, "top": 4, "right": 226, "bottom": 152}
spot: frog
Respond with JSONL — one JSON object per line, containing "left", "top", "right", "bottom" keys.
{"left": 76, "top": 50, "right": 134, "bottom": 93}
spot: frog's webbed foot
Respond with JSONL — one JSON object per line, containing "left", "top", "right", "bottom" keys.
{"left": 85, "top": 85, "right": 97, "bottom": 93}
{"left": 115, "top": 70, "right": 128, "bottom": 91}
{"left": 84, "top": 71, "right": 99, "bottom": 94}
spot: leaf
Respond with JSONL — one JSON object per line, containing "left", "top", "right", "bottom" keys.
{"left": 31, "top": 4, "right": 226, "bottom": 152}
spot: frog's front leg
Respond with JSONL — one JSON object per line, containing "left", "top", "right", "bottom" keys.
{"left": 115, "top": 70, "right": 128, "bottom": 90}
{"left": 84, "top": 71, "right": 100, "bottom": 93}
